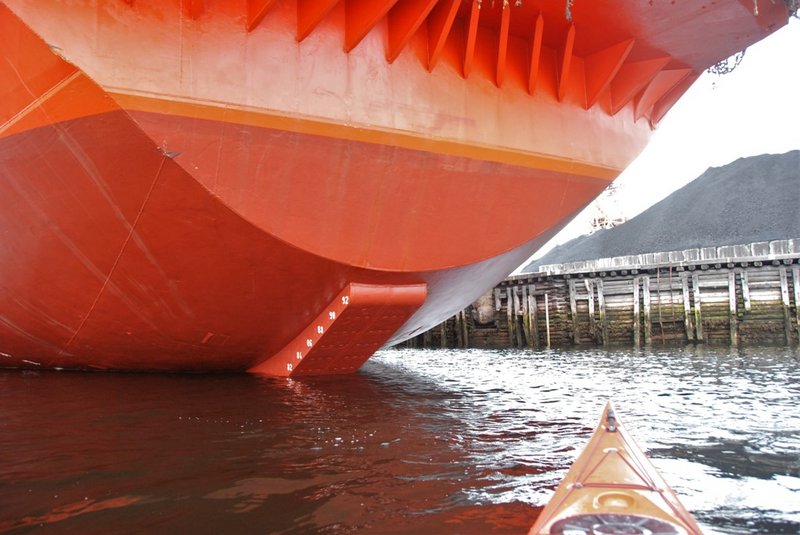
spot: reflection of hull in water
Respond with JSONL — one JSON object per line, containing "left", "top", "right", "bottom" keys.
{"left": 0, "top": 366, "right": 536, "bottom": 533}
{"left": 0, "top": 1, "right": 789, "bottom": 374}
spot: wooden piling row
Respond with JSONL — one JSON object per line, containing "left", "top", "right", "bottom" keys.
{"left": 407, "top": 258, "right": 800, "bottom": 350}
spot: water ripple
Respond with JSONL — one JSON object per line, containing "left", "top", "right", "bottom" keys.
{"left": 0, "top": 346, "right": 797, "bottom": 534}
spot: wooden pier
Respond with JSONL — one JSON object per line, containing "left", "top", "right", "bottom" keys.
{"left": 405, "top": 239, "right": 800, "bottom": 349}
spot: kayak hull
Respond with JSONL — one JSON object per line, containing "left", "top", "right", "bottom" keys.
{"left": 529, "top": 402, "right": 702, "bottom": 535}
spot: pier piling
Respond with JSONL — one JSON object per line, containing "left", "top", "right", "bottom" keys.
{"left": 406, "top": 239, "right": 800, "bottom": 350}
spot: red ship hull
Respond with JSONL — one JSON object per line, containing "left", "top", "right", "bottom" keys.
{"left": 0, "top": 1, "right": 788, "bottom": 374}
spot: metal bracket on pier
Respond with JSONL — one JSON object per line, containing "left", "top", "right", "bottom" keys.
{"left": 248, "top": 283, "right": 427, "bottom": 377}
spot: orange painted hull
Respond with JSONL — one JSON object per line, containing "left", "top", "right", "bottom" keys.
{"left": 529, "top": 402, "right": 702, "bottom": 534}
{"left": 0, "top": 1, "right": 788, "bottom": 374}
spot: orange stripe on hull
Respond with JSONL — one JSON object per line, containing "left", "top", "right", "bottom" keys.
{"left": 106, "top": 92, "right": 620, "bottom": 181}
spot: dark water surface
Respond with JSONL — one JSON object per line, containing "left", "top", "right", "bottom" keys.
{"left": 1, "top": 347, "right": 798, "bottom": 534}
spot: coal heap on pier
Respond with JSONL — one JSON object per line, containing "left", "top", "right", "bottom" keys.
{"left": 522, "top": 150, "right": 800, "bottom": 272}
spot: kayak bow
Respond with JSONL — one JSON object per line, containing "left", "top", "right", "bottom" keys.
{"left": 529, "top": 402, "right": 702, "bottom": 534}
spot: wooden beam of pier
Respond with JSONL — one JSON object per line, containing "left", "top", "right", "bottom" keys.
{"left": 506, "top": 287, "right": 516, "bottom": 348}
{"left": 656, "top": 269, "right": 665, "bottom": 343}
{"left": 464, "top": 309, "right": 470, "bottom": 347}
{"left": 529, "top": 285, "right": 539, "bottom": 349}
{"left": 692, "top": 273, "right": 703, "bottom": 342}
{"left": 513, "top": 288, "right": 524, "bottom": 347}
{"left": 729, "top": 271, "right": 738, "bottom": 346}
{"left": 585, "top": 280, "right": 596, "bottom": 343}
{"left": 597, "top": 279, "right": 608, "bottom": 345}
{"left": 642, "top": 276, "right": 652, "bottom": 346}
{"left": 793, "top": 267, "right": 800, "bottom": 341}
{"left": 520, "top": 285, "right": 530, "bottom": 347}
{"left": 682, "top": 273, "right": 694, "bottom": 341}
{"left": 454, "top": 312, "right": 462, "bottom": 348}
{"left": 780, "top": 267, "right": 792, "bottom": 344}
{"left": 633, "top": 278, "right": 640, "bottom": 347}
{"left": 569, "top": 280, "right": 580, "bottom": 344}
{"left": 741, "top": 271, "right": 752, "bottom": 312}
{"left": 545, "top": 292, "right": 551, "bottom": 349}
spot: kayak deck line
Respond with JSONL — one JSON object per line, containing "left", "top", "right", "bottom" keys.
{"left": 529, "top": 402, "right": 703, "bottom": 535}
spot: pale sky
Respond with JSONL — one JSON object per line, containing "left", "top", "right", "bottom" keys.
{"left": 526, "top": 16, "right": 800, "bottom": 262}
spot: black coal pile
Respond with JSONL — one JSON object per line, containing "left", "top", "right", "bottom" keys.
{"left": 522, "top": 150, "right": 800, "bottom": 272}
